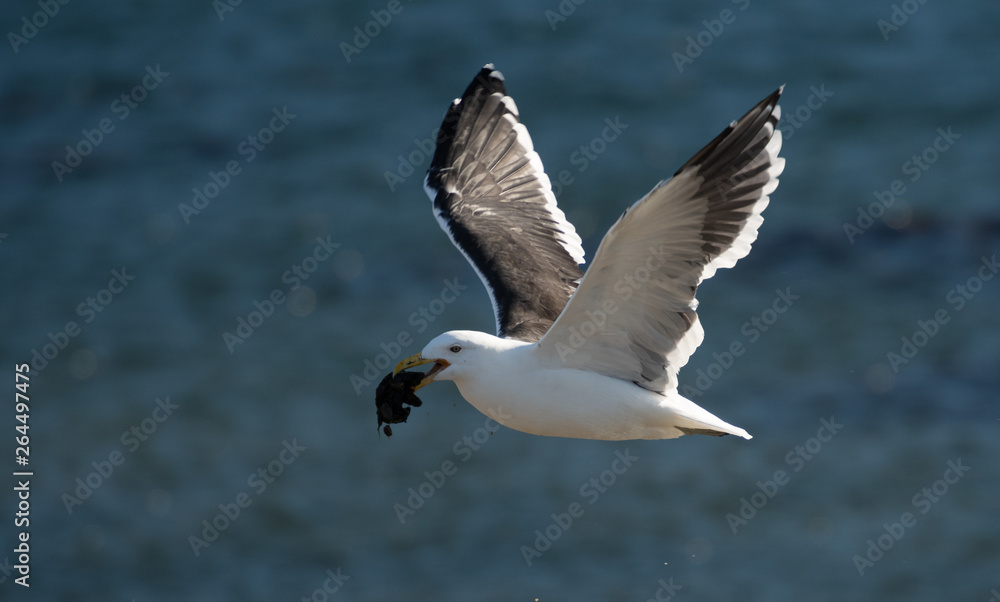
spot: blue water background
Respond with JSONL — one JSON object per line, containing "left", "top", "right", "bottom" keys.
{"left": 1, "top": 0, "right": 999, "bottom": 599}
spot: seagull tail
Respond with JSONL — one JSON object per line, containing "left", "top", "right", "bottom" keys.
{"left": 676, "top": 421, "right": 753, "bottom": 440}
{"left": 662, "top": 393, "right": 753, "bottom": 440}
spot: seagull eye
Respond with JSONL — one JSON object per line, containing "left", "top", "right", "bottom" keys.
{"left": 449, "top": 345, "right": 462, "bottom": 353}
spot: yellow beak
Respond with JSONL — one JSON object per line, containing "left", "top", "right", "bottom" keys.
{"left": 394, "top": 353, "right": 450, "bottom": 391}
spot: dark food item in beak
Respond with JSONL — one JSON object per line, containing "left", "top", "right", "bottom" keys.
{"left": 375, "top": 370, "right": 425, "bottom": 438}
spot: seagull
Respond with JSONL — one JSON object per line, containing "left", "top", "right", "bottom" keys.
{"left": 395, "top": 64, "right": 783, "bottom": 441}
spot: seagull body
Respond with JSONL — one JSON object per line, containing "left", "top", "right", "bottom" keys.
{"left": 396, "top": 65, "right": 784, "bottom": 441}
{"left": 412, "top": 331, "right": 750, "bottom": 440}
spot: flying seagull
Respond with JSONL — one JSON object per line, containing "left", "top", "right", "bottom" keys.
{"left": 395, "top": 64, "right": 783, "bottom": 441}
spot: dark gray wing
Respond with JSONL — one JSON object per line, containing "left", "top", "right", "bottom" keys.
{"left": 424, "top": 65, "right": 586, "bottom": 342}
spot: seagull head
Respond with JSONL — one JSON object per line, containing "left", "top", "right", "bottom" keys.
{"left": 393, "top": 330, "right": 501, "bottom": 390}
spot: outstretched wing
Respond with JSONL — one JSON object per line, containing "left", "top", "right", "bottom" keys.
{"left": 425, "top": 64, "right": 586, "bottom": 342}
{"left": 537, "top": 88, "right": 784, "bottom": 393}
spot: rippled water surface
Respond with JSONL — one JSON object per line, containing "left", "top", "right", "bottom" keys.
{"left": 2, "top": 1, "right": 999, "bottom": 600}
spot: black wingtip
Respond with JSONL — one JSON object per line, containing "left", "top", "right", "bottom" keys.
{"left": 751, "top": 86, "right": 784, "bottom": 117}
{"left": 460, "top": 64, "right": 506, "bottom": 99}
{"left": 429, "top": 65, "right": 510, "bottom": 187}
{"left": 766, "top": 85, "right": 784, "bottom": 108}
{"left": 674, "top": 87, "right": 784, "bottom": 177}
